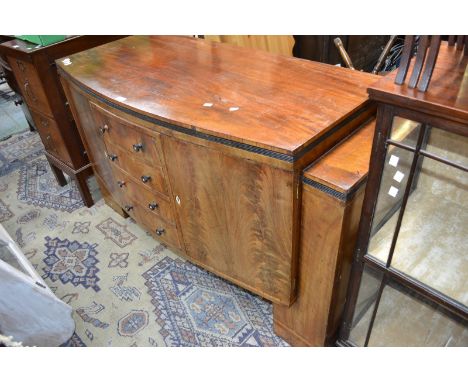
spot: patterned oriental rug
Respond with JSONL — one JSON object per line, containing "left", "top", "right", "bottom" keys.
{"left": 0, "top": 131, "right": 288, "bottom": 347}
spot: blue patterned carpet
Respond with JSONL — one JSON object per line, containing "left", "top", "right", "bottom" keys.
{"left": 143, "top": 257, "right": 286, "bottom": 346}
{"left": 0, "top": 131, "right": 288, "bottom": 347}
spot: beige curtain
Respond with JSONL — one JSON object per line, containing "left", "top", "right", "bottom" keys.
{"left": 203, "top": 35, "right": 294, "bottom": 56}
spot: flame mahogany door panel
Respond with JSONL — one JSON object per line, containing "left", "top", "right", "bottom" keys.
{"left": 161, "top": 135, "right": 296, "bottom": 305}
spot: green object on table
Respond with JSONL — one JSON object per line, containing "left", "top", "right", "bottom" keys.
{"left": 15, "top": 35, "right": 67, "bottom": 47}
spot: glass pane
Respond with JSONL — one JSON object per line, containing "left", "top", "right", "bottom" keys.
{"left": 367, "top": 281, "right": 468, "bottom": 346}
{"left": 390, "top": 155, "right": 468, "bottom": 305}
{"left": 349, "top": 265, "right": 383, "bottom": 346}
{"left": 368, "top": 143, "right": 414, "bottom": 263}
{"left": 425, "top": 126, "right": 468, "bottom": 169}
{"left": 390, "top": 116, "right": 421, "bottom": 147}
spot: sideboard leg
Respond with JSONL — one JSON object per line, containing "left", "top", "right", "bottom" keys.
{"left": 273, "top": 184, "right": 367, "bottom": 347}
{"left": 273, "top": 307, "right": 312, "bottom": 346}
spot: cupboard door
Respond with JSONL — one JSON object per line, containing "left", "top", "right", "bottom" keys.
{"left": 161, "top": 135, "right": 295, "bottom": 305}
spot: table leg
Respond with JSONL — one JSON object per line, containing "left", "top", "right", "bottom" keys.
{"left": 74, "top": 172, "right": 94, "bottom": 208}
{"left": 48, "top": 161, "right": 67, "bottom": 187}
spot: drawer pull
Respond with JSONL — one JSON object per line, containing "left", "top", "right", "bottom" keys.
{"left": 117, "top": 180, "right": 126, "bottom": 188}
{"left": 99, "top": 124, "right": 109, "bottom": 134}
{"left": 148, "top": 202, "right": 159, "bottom": 210}
{"left": 133, "top": 143, "right": 144, "bottom": 152}
{"left": 108, "top": 154, "right": 118, "bottom": 161}
{"left": 40, "top": 119, "right": 49, "bottom": 128}
{"left": 141, "top": 175, "right": 151, "bottom": 183}
{"left": 124, "top": 205, "right": 133, "bottom": 212}
{"left": 155, "top": 228, "right": 165, "bottom": 236}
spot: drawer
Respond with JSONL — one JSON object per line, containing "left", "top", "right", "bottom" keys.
{"left": 112, "top": 166, "right": 175, "bottom": 224}
{"left": 9, "top": 57, "right": 53, "bottom": 116}
{"left": 105, "top": 141, "right": 168, "bottom": 195}
{"left": 119, "top": 196, "right": 139, "bottom": 221}
{"left": 90, "top": 102, "right": 163, "bottom": 166}
{"left": 29, "top": 110, "right": 73, "bottom": 166}
{"left": 119, "top": 194, "right": 180, "bottom": 249}
{"left": 134, "top": 201, "right": 181, "bottom": 250}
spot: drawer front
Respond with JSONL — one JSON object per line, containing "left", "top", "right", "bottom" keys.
{"left": 29, "top": 110, "right": 73, "bottom": 165}
{"left": 117, "top": 188, "right": 180, "bottom": 249}
{"left": 118, "top": 193, "right": 138, "bottom": 220}
{"left": 106, "top": 141, "right": 168, "bottom": 195}
{"left": 9, "top": 57, "right": 53, "bottom": 116}
{"left": 133, "top": 201, "right": 180, "bottom": 249}
{"left": 90, "top": 102, "right": 163, "bottom": 167}
{"left": 112, "top": 166, "right": 175, "bottom": 224}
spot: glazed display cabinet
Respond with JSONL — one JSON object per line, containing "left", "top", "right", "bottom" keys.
{"left": 339, "top": 41, "right": 467, "bottom": 346}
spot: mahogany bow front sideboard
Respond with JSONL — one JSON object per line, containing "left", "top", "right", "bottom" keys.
{"left": 57, "top": 35, "right": 378, "bottom": 345}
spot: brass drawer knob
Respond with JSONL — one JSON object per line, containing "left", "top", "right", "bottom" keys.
{"left": 133, "top": 143, "right": 144, "bottom": 152}
{"left": 148, "top": 202, "right": 159, "bottom": 210}
{"left": 155, "top": 228, "right": 165, "bottom": 236}
{"left": 141, "top": 175, "right": 151, "bottom": 183}
{"left": 124, "top": 205, "right": 133, "bottom": 212}
{"left": 99, "top": 124, "right": 109, "bottom": 134}
{"left": 108, "top": 154, "right": 118, "bottom": 161}
{"left": 117, "top": 180, "right": 126, "bottom": 188}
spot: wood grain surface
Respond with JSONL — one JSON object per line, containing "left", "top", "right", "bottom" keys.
{"left": 0, "top": 36, "right": 122, "bottom": 208}
{"left": 161, "top": 134, "right": 296, "bottom": 304}
{"left": 369, "top": 42, "right": 468, "bottom": 124}
{"left": 303, "top": 118, "right": 376, "bottom": 194}
{"left": 274, "top": 121, "right": 374, "bottom": 346}
{"left": 56, "top": 35, "right": 377, "bottom": 156}
{"left": 57, "top": 35, "right": 378, "bottom": 312}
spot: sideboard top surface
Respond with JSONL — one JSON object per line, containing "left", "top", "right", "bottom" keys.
{"left": 57, "top": 35, "right": 377, "bottom": 155}
{"left": 304, "top": 118, "right": 375, "bottom": 195}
